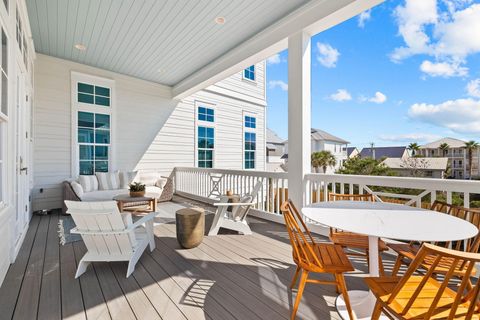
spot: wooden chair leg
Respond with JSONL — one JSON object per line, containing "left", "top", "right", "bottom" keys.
{"left": 291, "top": 271, "right": 308, "bottom": 320}
{"left": 391, "top": 255, "right": 403, "bottom": 276}
{"left": 290, "top": 266, "right": 301, "bottom": 289}
{"left": 371, "top": 300, "right": 383, "bottom": 320}
{"left": 379, "top": 254, "right": 385, "bottom": 276}
{"left": 336, "top": 273, "right": 354, "bottom": 320}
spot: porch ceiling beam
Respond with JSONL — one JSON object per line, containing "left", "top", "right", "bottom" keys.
{"left": 172, "top": 0, "right": 383, "bottom": 100}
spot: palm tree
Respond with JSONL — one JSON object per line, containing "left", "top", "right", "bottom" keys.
{"left": 311, "top": 151, "right": 336, "bottom": 173}
{"left": 464, "top": 140, "right": 479, "bottom": 179}
{"left": 408, "top": 142, "right": 420, "bottom": 156}
{"left": 439, "top": 142, "right": 450, "bottom": 157}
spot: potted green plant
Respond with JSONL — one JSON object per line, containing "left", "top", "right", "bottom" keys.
{"left": 129, "top": 182, "right": 146, "bottom": 197}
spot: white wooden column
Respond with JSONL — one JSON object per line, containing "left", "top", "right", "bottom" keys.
{"left": 288, "top": 31, "right": 311, "bottom": 207}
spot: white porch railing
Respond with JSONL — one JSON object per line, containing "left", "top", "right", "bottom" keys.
{"left": 174, "top": 167, "right": 288, "bottom": 215}
{"left": 175, "top": 167, "right": 480, "bottom": 213}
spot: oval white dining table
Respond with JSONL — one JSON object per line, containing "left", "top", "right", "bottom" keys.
{"left": 302, "top": 201, "right": 478, "bottom": 320}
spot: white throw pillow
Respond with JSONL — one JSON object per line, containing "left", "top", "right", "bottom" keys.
{"left": 138, "top": 171, "right": 159, "bottom": 186}
{"left": 78, "top": 175, "right": 99, "bottom": 192}
{"left": 120, "top": 171, "right": 138, "bottom": 189}
{"left": 155, "top": 177, "right": 168, "bottom": 189}
{"left": 70, "top": 181, "right": 84, "bottom": 197}
{"left": 96, "top": 172, "right": 120, "bottom": 190}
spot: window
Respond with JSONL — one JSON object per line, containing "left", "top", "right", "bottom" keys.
{"left": 243, "top": 65, "right": 255, "bottom": 81}
{"left": 16, "top": 9, "right": 22, "bottom": 52}
{"left": 198, "top": 106, "right": 214, "bottom": 122}
{"left": 3, "top": 0, "right": 7, "bottom": 12}
{"left": 197, "top": 126, "right": 214, "bottom": 168}
{"left": 0, "top": 27, "right": 7, "bottom": 117}
{"left": 78, "top": 82, "right": 111, "bottom": 106}
{"left": 244, "top": 132, "right": 256, "bottom": 169}
{"left": 77, "top": 111, "right": 110, "bottom": 175}
{"left": 244, "top": 115, "right": 256, "bottom": 128}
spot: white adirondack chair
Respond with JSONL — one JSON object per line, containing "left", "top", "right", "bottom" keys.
{"left": 208, "top": 180, "right": 263, "bottom": 236}
{"left": 65, "top": 200, "right": 157, "bottom": 278}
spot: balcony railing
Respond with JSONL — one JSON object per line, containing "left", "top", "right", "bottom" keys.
{"left": 174, "top": 167, "right": 480, "bottom": 217}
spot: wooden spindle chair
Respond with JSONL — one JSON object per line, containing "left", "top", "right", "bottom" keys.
{"left": 366, "top": 243, "right": 480, "bottom": 319}
{"left": 328, "top": 193, "right": 388, "bottom": 274}
{"left": 389, "top": 201, "right": 480, "bottom": 284}
{"left": 280, "top": 200, "right": 355, "bottom": 320}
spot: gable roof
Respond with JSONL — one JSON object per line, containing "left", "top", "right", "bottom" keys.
{"left": 346, "top": 147, "right": 358, "bottom": 157}
{"left": 421, "top": 137, "right": 466, "bottom": 149}
{"left": 310, "top": 128, "right": 349, "bottom": 144}
{"left": 382, "top": 157, "right": 449, "bottom": 171}
{"left": 359, "top": 146, "right": 407, "bottom": 160}
{"left": 266, "top": 128, "right": 285, "bottom": 144}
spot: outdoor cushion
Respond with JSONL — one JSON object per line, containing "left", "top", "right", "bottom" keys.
{"left": 79, "top": 186, "right": 163, "bottom": 202}
{"left": 96, "top": 172, "right": 120, "bottom": 190}
{"left": 156, "top": 177, "right": 168, "bottom": 188}
{"left": 78, "top": 175, "right": 99, "bottom": 192}
{"left": 70, "top": 181, "right": 84, "bottom": 198}
{"left": 137, "top": 171, "right": 159, "bottom": 186}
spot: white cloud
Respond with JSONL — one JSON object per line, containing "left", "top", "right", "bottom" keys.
{"left": 358, "top": 10, "right": 371, "bottom": 28}
{"left": 408, "top": 98, "right": 480, "bottom": 133}
{"left": 329, "top": 89, "right": 352, "bottom": 102}
{"left": 268, "top": 80, "right": 288, "bottom": 91}
{"left": 420, "top": 60, "right": 468, "bottom": 77}
{"left": 368, "top": 91, "right": 387, "bottom": 104}
{"left": 267, "top": 53, "right": 281, "bottom": 65}
{"left": 391, "top": 1, "right": 480, "bottom": 76}
{"left": 379, "top": 133, "right": 441, "bottom": 142}
{"left": 467, "top": 79, "right": 480, "bottom": 97}
{"left": 316, "top": 42, "right": 339, "bottom": 68}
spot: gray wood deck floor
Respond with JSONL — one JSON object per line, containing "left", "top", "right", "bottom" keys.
{"left": 0, "top": 198, "right": 397, "bottom": 320}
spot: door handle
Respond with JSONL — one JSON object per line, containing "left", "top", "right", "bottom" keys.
{"left": 20, "top": 167, "right": 28, "bottom": 175}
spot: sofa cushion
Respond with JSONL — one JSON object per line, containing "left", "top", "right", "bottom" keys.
{"left": 120, "top": 171, "right": 138, "bottom": 189}
{"left": 80, "top": 189, "right": 128, "bottom": 201}
{"left": 155, "top": 177, "right": 168, "bottom": 189}
{"left": 78, "top": 175, "right": 98, "bottom": 192}
{"left": 137, "top": 171, "right": 159, "bottom": 186}
{"left": 96, "top": 172, "right": 120, "bottom": 190}
{"left": 70, "top": 181, "right": 84, "bottom": 198}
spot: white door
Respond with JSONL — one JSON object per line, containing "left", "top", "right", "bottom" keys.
{"left": 14, "top": 64, "right": 29, "bottom": 249}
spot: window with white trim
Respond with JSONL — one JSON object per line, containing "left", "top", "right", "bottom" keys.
{"left": 243, "top": 65, "right": 255, "bottom": 81}
{"left": 73, "top": 74, "right": 113, "bottom": 175}
{"left": 77, "top": 111, "right": 110, "bottom": 175}
{"left": 196, "top": 102, "right": 215, "bottom": 168}
{"left": 244, "top": 114, "right": 256, "bottom": 169}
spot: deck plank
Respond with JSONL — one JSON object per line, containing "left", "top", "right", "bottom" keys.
{"left": 93, "top": 263, "right": 136, "bottom": 320}
{"left": 73, "top": 242, "right": 111, "bottom": 320}
{"left": 60, "top": 242, "right": 86, "bottom": 320}
{"left": 12, "top": 215, "right": 50, "bottom": 320}
{"left": 131, "top": 260, "right": 188, "bottom": 320}
{"left": 0, "top": 215, "right": 41, "bottom": 320}
{"left": 110, "top": 262, "right": 162, "bottom": 319}
{"left": 38, "top": 214, "right": 61, "bottom": 320}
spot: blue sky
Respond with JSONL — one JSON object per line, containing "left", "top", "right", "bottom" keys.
{"left": 266, "top": 0, "right": 480, "bottom": 149}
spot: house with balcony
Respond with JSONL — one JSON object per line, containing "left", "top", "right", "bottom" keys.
{"left": 419, "top": 137, "right": 480, "bottom": 179}
{"left": 381, "top": 157, "right": 449, "bottom": 179}
{"left": 283, "top": 128, "right": 349, "bottom": 173}
{"left": 266, "top": 128, "right": 286, "bottom": 172}
{"left": 2, "top": 1, "right": 480, "bottom": 320}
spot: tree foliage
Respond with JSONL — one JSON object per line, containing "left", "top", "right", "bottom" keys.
{"left": 337, "top": 156, "right": 395, "bottom": 176}
{"left": 311, "top": 151, "right": 336, "bottom": 173}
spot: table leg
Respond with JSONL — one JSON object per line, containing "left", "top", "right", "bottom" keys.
{"left": 151, "top": 199, "right": 157, "bottom": 212}
{"left": 117, "top": 201, "right": 124, "bottom": 213}
{"left": 335, "top": 235, "right": 388, "bottom": 320}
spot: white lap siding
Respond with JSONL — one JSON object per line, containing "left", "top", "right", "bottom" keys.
{"left": 33, "top": 54, "right": 266, "bottom": 210}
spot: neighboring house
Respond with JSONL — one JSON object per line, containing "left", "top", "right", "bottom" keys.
{"left": 382, "top": 157, "right": 449, "bottom": 179}
{"left": 266, "top": 128, "right": 286, "bottom": 172}
{"left": 359, "top": 146, "right": 409, "bottom": 160}
{"left": 419, "top": 137, "right": 480, "bottom": 179}
{"left": 346, "top": 147, "right": 360, "bottom": 158}
{"left": 283, "top": 128, "right": 349, "bottom": 173}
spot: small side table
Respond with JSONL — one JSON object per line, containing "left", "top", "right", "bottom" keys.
{"left": 176, "top": 207, "right": 205, "bottom": 249}
{"left": 113, "top": 194, "right": 157, "bottom": 213}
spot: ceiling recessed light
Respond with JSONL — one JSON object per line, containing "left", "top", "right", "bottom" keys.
{"left": 215, "top": 16, "right": 226, "bottom": 25}
{"left": 74, "top": 44, "right": 87, "bottom": 51}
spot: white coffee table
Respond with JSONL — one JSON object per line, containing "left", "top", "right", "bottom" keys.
{"left": 302, "top": 201, "right": 478, "bottom": 320}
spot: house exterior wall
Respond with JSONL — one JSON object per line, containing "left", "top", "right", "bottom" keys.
{"left": 419, "top": 147, "right": 480, "bottom": 179}
{"left": 33, "top": 54, "right": 266, "bottom": 211}
{"left": 0, "top": 0, "right": 36, "bottom": 285}
{"left": 390, "top": 168, "right": 445, "bottom": 179}
{"left": 311, "top": 140, "right": 348, "bottom": 173}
